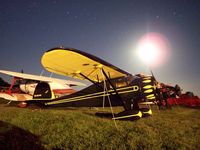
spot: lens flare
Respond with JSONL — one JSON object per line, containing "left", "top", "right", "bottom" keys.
{"left": 137, "top": 32, "right": 171, "bottom": 67}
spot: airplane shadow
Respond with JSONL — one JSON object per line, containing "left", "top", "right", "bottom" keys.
{"left": 84, "top": 111, "right": 140, "bottom": 121}
{"left": 0, "top": 121, "right": 45, "bottom": 150}
{"left": 94, "top": 112, "right": 114, "bottom": 119}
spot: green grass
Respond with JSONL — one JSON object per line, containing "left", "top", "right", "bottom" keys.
{"left": 0, "top": 99, "right": 200, "bottom": 150}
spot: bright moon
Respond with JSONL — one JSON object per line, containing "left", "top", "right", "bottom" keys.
{"left": 136, "top": 32, "right": 171, "bottom": 67}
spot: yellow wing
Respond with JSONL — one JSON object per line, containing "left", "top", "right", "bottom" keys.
{"left": 41, "top": 47, "right": 130, "bottom": 82}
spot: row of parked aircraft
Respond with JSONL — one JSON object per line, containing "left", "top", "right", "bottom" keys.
{"left": 0, "top": 47, "right": 182, "bottom": 120}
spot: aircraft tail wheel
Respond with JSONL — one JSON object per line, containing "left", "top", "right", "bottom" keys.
{"left": 112, "top": 110, "right": 142, "bottom": 121}
{"left": 140, "top": 108, "right": 152, "bottom": 117}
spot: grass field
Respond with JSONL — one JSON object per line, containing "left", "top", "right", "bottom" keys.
{"left": 0, "top": 99, "right": 200, "bottom": 150}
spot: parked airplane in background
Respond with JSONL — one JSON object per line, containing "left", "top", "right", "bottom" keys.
{"left": 0, "top": 70, "right": 85, "bottom": 107}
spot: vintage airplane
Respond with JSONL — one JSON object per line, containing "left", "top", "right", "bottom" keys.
{"left": 0, "top": 70, "right": 85, "bottom": 107}
{"left": 41, "top": 47, "right": 158, "bottom": 120}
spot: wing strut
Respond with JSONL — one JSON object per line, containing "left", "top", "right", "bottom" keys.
{"left": 79, "top": 69, "right": 127, "bottom": 110}
{"left": 101, "top": 69, "right": 120, "bottom": 96}
{"left": 101, "top": 68, "right": 128, "bottom": 110}
{"left": 79, "top": 73, "right": 102, "bottom": 90}
{"left": 7, "top": 77, "right": 18, "bottom": 96}
{"left": 101, "top": 70, "right": 118, "bottom": 129}
{"left": 79, "top": 68, "right": 126, "bottom": 108}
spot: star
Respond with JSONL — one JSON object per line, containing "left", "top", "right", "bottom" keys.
{"left": 66, "top": 11, "right": 70, "bottom": 15}
{"left": 173, "top": 11, "right": 177, "bottom": 16}
{"left": 156, "top": 15, "right": 160, "bottom": 19}
{"left": 52, "top": 0, "right": 57, "bottom": 4}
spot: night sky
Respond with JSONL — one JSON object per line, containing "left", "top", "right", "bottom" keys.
{"left": 0, "top": 0, "right": 200, "bottom": 96}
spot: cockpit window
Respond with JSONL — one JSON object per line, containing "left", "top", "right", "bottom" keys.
{"left": 111, "top": 77, "right": 128, "bottom": 88}
{"left": 116, "top": 81, "right": 127, "bottom": 88}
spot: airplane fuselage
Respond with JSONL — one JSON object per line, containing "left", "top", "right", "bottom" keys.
{"left": 45, "top": 74, "right": 156, "bottom": 110}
